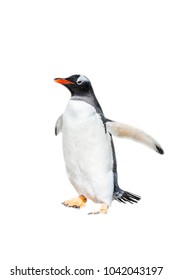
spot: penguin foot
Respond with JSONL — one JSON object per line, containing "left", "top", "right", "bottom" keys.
{"left": 62, "top": 195, "right": 87, "bottom": 209}
{"left": 88, "top": 204, "right": 109, "bottom": 215}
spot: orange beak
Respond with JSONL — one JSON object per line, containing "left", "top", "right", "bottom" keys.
{"left": 54, "top": 78, "right": 74, "bottom": 85}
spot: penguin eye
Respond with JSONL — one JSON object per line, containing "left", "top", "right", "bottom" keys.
{"left": 76, "top": 80, "right": 83, "bottom": 85}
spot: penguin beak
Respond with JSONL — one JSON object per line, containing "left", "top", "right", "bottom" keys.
{"left": 54, "top": 78, "right": 74, "bottom": 85}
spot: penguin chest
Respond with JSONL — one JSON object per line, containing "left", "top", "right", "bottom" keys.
{"left": 62, "top": 100, "right": 114, "bottom": 204}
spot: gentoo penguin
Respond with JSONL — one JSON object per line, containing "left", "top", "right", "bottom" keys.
{"left": 54, "top": 75, "right": 164, "bottom": 214}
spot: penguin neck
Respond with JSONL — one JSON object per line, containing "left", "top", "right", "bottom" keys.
{"left": 70, "top": 89, "right": 104, "bottom": 115}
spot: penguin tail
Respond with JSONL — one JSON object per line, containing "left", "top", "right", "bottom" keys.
{"left": 113, "top": 190, "right": 141, "bottom": 204}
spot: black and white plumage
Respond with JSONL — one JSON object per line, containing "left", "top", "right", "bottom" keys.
{"left": 54, "top": 75, "right": 164, "bottom": 214}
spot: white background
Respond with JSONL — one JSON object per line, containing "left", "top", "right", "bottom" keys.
{"left": 0, "top": 0, "right": 172, "bottom": 279}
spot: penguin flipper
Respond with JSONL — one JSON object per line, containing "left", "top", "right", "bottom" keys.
{"left": 106, "top": 121, "right": 164, "bottom": 154}
{"left": 55, "top": 114, "right": 63, "bottom": 136}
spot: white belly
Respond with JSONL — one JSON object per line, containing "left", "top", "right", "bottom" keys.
{"left": 62, "top": 100, "right": 114, "bottom": 206}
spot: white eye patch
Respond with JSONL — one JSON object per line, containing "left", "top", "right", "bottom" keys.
{"left": 76, "top": 75, "right": 89, "bottom": 85}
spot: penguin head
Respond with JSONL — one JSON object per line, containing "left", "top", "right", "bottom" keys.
{"left": 54, "top": 74, "right": 93, "bottom": 96}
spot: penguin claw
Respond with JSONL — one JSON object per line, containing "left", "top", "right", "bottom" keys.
{"left": 61, "top": 202, "right": 80, "bottom": 209}
{"left": 88, "top": 210, "right": 107, "bottom": 215}
{"left": 88, "top": 211, "right": 100, "bottom": 215}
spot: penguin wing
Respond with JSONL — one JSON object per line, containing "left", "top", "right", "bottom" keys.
{"left": 106, "top": 121, "right": 164, "bottom": 154}
{"left": 55, "top": 114, "right": 63, "bottom": 136}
